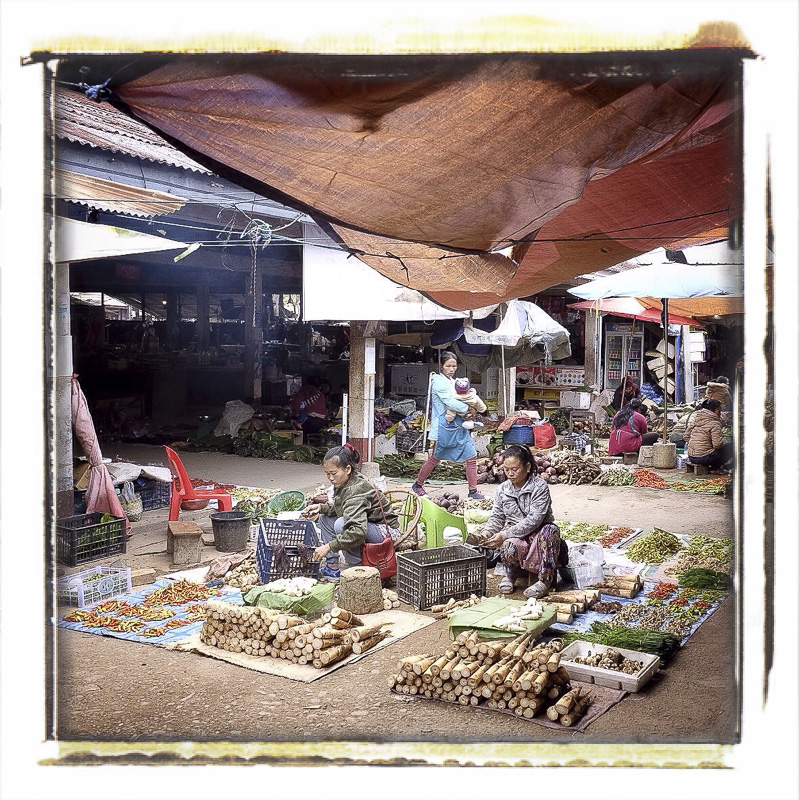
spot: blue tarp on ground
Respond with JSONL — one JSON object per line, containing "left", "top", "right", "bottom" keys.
{"left": 58, "top": 579, "right": 243, "bottom": 646}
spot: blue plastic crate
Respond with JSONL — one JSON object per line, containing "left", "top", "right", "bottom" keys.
{"left": 502, "top": 424, "right": 534, "bottom": 445}
{"left": 255, "top": 518, "right": 320, "bottom": 583}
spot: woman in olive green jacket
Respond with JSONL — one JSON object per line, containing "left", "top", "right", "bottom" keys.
{"left": 305, "top": 444, "right": 399, "bottom": 580}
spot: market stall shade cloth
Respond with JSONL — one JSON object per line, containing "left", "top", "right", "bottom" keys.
{"left": 113, "top": 53, "right": 743, "bottom": 310}
{"left": 567, "top": 298, "right": 701, "bottom": 327}
{"left": 71, "top": 376, "right": 129, "bottom": 534}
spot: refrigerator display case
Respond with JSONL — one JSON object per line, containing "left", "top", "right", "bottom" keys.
{"left": 604, "top": 326, "right": 644, "bottom": 391}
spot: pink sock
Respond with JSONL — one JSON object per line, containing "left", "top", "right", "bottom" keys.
{"left": 416, "top": 454, "right": 440, "bottom": 485}
{"left": 465, "top": 456, "right": 478, "bottom": 490}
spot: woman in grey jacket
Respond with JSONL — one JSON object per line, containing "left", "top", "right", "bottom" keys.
{"left": 481, "top": 445, "right": 568, "bottom": 599}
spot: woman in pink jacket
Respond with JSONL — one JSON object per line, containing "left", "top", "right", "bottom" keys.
{"left": 608, "top": 399, "right": 660, "bottom": 456}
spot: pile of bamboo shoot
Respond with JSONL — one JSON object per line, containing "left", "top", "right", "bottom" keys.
{"left": 539, "top": 589, "right": 602, "bottom": 624}
{"left": 430, "top": 594, "right": 485, "bottom": 618}
{"left": 200, "top": 603, "right": 390, "bottom": 668}
{"left": 544, "top": 686, "right": 593, "bottom": 727}
{"left": 388, "top": 630, "right": 590, "bottom": 723}
{"left": 588, "top": 574, "right": 643, "bottom": 599}
{"left": 382, "top": 589, "right": 401, "bottom": 610}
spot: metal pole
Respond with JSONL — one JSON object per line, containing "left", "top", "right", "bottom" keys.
{"left": 342, "top": 393, "right": 348, "bottom": 445}
{"left": 422, "top": 371, "right": 433, "bottom": 453}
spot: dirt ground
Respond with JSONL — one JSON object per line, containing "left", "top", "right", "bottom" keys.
{"left": 55, "top": 443, "right": 738, "bottom": 748}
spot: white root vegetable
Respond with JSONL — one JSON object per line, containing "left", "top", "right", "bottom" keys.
{"left": 261, "top": 576, "right": 318, "bottom": 596}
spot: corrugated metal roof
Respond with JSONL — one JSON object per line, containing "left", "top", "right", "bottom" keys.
{"left": 57, "top": 169, "right": 187, "bottom": 218}
{"left": 55, "top": 87, "right": 213, "bottom": 174}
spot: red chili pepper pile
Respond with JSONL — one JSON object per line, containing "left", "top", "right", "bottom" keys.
{"left": 669, "top": 596, "right": 689, "bottom": 607}
{"left": 648, "top": 582, "right": 678, "bottom": 600}
{"left": 190, "top": 478, "right": 235, "bottom": 492}
{"left": 633, "top": 469, "right": 670, "bottom": 489}
{"left": 142, "top": 579, "right": 221, "bottom": 607}
{"left": 692, "top": 600, "right": 713, "bottom": 611}
{"left": 598, "top": 526, "right": 636, "bottom": 547}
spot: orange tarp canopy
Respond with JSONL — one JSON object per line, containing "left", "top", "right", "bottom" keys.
{"left": 108, "top": 49, "right": 746, "bottom": 310}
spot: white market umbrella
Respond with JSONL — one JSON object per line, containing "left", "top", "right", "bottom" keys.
{"left": 569, "top": 262, "right": 742, "bottom": 442}
{"left": 568, "top": 263, "right": 743, "bottom": 301}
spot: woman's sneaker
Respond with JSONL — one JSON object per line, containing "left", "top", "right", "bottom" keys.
{"left": 319, "top": 564, "right": 341, "bottom": 581}
{"left": 411, "top": 482, "right": 427, "bottom": 496}
{"left": 467, "top": 489, "right": 484, "bottom": 500}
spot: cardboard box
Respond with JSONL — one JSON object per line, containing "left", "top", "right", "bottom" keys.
{"left": 272, "top": 429, "right": 303, "bottom": 445}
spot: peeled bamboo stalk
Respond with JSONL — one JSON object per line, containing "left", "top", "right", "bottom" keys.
{"left": 429, "top": 654, "right": 450, "bottom": 677}
{"left": 352, "top": 631, "right": 389, "bottom": 655}
{"left": 554, "top": 687, "right": 581, "bottom": 716}
{"left": 330, "top": 607, "right": 363, "bottom": 626}
{"left": 413, "top": 657, "right": 435, "bottom": 675}
{"left": 561, "top": 693, "right": 591, "bottom": 727}
{"left": 546, "top": 653, "right": 561, "bottom": 673}
{"left": 319, "top": 643, "right": 353, "bottom": 666}
{"left": 351, "top": 623, "right": 386, "bottom": 642}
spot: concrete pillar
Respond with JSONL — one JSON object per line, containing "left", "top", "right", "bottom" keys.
{"left": 197, "top": 280, "right": 210, "bottom": 351}
{"left": 347, "top": 323, "right": 379, "bottom": 467}
{"left": 376, "top": 342, "right": 386, "bottom": 397}
{"left": 584, "top": 311, "right": 601, "bottom": 388}
{"left": 55, "top": 261, "right": 73, "bottom": 519}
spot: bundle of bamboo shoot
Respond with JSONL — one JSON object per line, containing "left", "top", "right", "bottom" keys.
{"left": 588, "top": 573, "right": 643, "bottom": 599}
{"left": 544, "top": 686, "right": 593, "bottom": 726}
{"left": 201, "top": 603, "right": 390, "bottom": 668}
{"left": 388, "top": 630, "right": 580, "bottom": 720}
{"left": 430, "top": 594, "right": 485, "bottom": 618}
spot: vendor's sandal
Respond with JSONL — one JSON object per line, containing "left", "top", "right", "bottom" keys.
{"left": 411, "top": 482, "right": 427, "bottom": 496}
{"left": 523, "top": 581, "right": 550, "bottom": 600}
{"left": 498, "top": 578, "right": 515, "bottom": 594}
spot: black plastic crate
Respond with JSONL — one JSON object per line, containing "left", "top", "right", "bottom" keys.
{"left": 255, "top": 518, "right": 320, "bottom": 584}
{"left": 395, "top": 430, "right": 425, "bottom": 453}
{"left": 136, "top": 481, "right": 172, "bottom": 512}
{"left": 56, "top": 512, "right": 126, "bottom": 567}
{"left": 397, "top": 545, "right": 486, "bottom": 610}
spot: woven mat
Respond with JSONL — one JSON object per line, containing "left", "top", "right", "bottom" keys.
{"left": 166, "top": 608, "right": 435, "bottom": 683}
{"left": 393, "top": 680, "right": 625, "bottom": 733}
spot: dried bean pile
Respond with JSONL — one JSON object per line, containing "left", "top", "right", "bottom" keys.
{"left": 667, "top": 535, "right": 734, "bottom": 576}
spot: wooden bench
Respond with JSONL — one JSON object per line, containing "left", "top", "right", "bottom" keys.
{"left": 684, "top": 462, "right": 710, "bottom": 476}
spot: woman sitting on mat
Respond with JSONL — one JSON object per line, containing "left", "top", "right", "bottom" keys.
{"left": 479, "top": 445, "right": 568, "bottom": 599}
{"left": 608, "top": 399, "right": 660, "bottom": 456}
{"left": 305, "top": 444, "right": 399, "bottom": 580}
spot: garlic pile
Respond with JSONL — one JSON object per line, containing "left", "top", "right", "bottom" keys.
{"left": 493, "top": 598, "right": 544, "bottom": 632}
{"left": 262, "top": 576, "right": 318, "bottom": 596}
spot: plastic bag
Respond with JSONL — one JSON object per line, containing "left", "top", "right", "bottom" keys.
{"left": 533, "top": 421, "right": 557, "bottom": 449}
{"left": 119, "top": 480, "right": 143, "bottom": 522}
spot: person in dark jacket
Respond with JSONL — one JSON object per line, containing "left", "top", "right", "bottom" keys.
{"left": 305, "top": 444, "right": 399, "bottom": 580}
{"left": 608, "top": 399, "right": 660, "bottom": 456}
{"left": 611, "top": 376, "right": 640, "bottom": 412}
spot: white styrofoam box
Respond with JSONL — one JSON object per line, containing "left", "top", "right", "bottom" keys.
{"left": 655, "top": 340, "right": 676, "bottom": 359}
{"left": 559, "top": 641, "right": 660, "bottom": 692}
{"left": 559, "top": 390, "right": 592, "bottom": 409}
